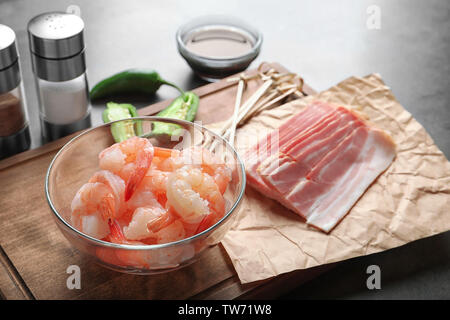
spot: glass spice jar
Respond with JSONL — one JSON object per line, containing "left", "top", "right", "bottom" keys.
{"left": 0, "top": 24, "right": 31, "bottom": 159}
{"left": 28, "top": 12, "right": 91, "bottom": 141}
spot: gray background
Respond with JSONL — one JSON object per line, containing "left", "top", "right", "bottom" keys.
{"left": 0, "top": 0, "right": 448, "bottom": 299}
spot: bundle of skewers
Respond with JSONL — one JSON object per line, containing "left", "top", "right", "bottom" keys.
{"left": 204, "top": 62, "right": 306, "bottom": 151}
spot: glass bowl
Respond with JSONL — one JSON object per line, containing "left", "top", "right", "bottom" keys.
{"left": 45, "top": 117, "right": 246, "bottom": 274}
{"left": 176, "top": 15, "right": 262, "bottom": 81}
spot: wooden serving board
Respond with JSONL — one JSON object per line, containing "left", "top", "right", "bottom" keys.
{"left": 0, "top": 62, "right": 331, "bottom": 300}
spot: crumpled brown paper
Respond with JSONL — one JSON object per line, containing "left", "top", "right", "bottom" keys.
{"left": 217, "top": 73, "right": 450, "bottom": 284}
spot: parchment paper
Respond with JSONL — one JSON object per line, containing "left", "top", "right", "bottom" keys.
{"left": 218, "top": 73, "right": 450, "bottom": 284}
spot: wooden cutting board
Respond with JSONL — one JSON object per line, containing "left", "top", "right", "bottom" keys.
{"left": 0, "top": 62, "right": 331, "bottom": 300}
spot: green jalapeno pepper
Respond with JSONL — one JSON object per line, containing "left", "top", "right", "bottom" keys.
{"left": 144, "top": 91, "right": 200, "bottom": 139}
{"left": 90, "top": 69, "right": 184, "bottom": 100}
{"left": 102, "top": 102, "right": 143, "bottom": 142}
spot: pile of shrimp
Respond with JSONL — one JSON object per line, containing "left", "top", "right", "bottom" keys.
{"left": 70, "top": 137, "right": 231, "bottom": 265}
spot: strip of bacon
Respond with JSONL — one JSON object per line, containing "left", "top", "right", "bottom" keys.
{"left": 305, "top": 128, "right": 396, "bottom": 232}
{"left": 243, "top": 101, "right": 334, "bottom": 199}
{"left": 244, "top": 101, "right": 334, "bottom": 167}
{"left": 284, "top": 127, "right": 370, "bottom": 219}
{"left": 258, "top": 107, "right": 365, "bottom": 195}
{"left": 244, "top": 101, "right": 396, "bottom": 233}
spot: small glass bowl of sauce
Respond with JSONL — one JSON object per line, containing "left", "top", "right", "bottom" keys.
{"left": 176, "top": 15, "right": 262, "bottom": 81}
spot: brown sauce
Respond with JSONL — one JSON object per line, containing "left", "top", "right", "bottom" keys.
{"left": 185, "top": 26, "right": 254, "bottom": 59}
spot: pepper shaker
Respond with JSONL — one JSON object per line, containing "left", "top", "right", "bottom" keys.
{"left": 0, "top": 24, "right": 31, "bottom": 159}
{"left": 28, "top": 12, "right": 91, "bottom": 141}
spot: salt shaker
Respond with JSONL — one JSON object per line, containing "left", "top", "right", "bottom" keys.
{"left": 28, "top": 12, "right": 91, "bottom": 141}
{"left": 0, "top": 24, "right": 31, "bottom": 159}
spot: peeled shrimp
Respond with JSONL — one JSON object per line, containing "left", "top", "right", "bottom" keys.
{"left": 125, "top": 183, "right": 160, "bottom": 214}
{"left": 71, "top": 140, "right": 231, "bottom": 268}
{"left": 156, "top": 219, "right": 186, "bottom": 244}
{"left": 107, "top": 219, "right": 150, "bottom": 267}
{"left": 166, "top": 166, "right": 225, "bottom": 224}
{"left": 70, "top": 182, "right": 116, "bottom": 239}
{"left": 159, "top": 146, "right": 231, "bottom": 194}
{"left": 144, "top": 168, "right": 170, "bottom": 205}
{"left": 108, "top": 219, "right": 185, "bottom": 268}
{"left": 89, "top": 170, "right": 126, "bottom": 218}
{"left": 98, "top": 137, "right": 154, "bottom": 201}
{"left": 73, "top": 212, "right": 110, "bottom": 240}
{"left": 123, "top": 205, "right": 169, "bottom": 241}
{"left": 194, "top": 147, "right": 232, "bottom": 194}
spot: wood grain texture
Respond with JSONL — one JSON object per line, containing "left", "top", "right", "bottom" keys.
{"left": 0, "top": 63, "right": 318, "bottom": 299}
{"left": 0, "top": 246, "right": 34, "bottom": 300}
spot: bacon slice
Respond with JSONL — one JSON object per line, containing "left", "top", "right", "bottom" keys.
{"left": 300, "top": 127, "right": 395, "bottom": 232}
{"left": 259, "top": 108, "right": 365, "bottom": 195}
{"left": 244, "top": 101, "right": 396, "bottom": 232}
{"left": 243, "top": 101, "right": 334, "bottom": 199}
{"left": 244, "top": 101, "right": 334, "bottom": 166}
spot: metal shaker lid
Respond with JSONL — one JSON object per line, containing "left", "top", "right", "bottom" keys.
{"left": 28, "top": 12, "right": 84, "bottom": 59}
{"left": 0, "top": 25, "right": 21, "bottom": 94}
{"left": 0, "top": 24, "right": 18, "bottom": 70}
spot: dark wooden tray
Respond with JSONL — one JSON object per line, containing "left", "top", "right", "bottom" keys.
{"left": 0, "top": 62, "right": 331, "bottom": 300}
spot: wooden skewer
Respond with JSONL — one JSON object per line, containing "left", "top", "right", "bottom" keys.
{"left": 241, "top": 87, "right": 297, "bottom": 124}
{"left": 207, "top": 78, "right": 273, "bottom": 152}
{"left": 222, "top": 84, "right": 297, "bottom": 139}
{"left": 216, "top": 80, "right": 273, "bottom": 145}
{"left": 203, "top": 64, "right": 305, "bottom": 153}
{"left": 228, "top": 78, "right": 245, "bottom": 149}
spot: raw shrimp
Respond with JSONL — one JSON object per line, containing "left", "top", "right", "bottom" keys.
{"left": 108, "top": 219, "right": 143, "bottom": 245}
{"left": 123, "top": 205, "right": 175, "bottom": 241}
{"left": 124, "top": 207, "right": 184, "bottom": 243}
{"left": 72, "top": 141, "right": 231, "bottom": 259}
{"left": 70, "top": 182, "right": 116, "bottom": 239}
{"left": 125, "top": 183, "right": 160, "bottom": 213}
{"left": 107, "top": 219, "right": 150, "bottom": 268}
{"left": 108, "top": 219, "right": 185, "bottom": 268}
{"left": 89, "top": 170, "right": 126, "bottom": 218}
{"left": 155, "top": 148, "right": 181, "bottom": 172}
{"left": 98, "top": 136, "right": 154, "bottom": 201}
{"left": 195, "top": 147, "right": 232, "bottom": 194}
{"left": 156, "top": 219, "right": 186, "bottom": 244}
{"left": 120, "top": 170, "right": 173, "bottom": 227}
{"left": 123, "top": 170, "right": 166, "bottom": 220}
{"left": 153, "top": 219, "right": 187, "bottom": 266}
{"left": 166, "top": 166, "right": 225, "bottom": 225}
{"left": 72, "top": 211, "right": 110, "bottom": 240}
{"left": 160, "top": 146, "right": 231, "bottom": 194}
{"left": 144, "top": 168, "right": 170, "bottom": 205}
{"left": 153, "top": 146, "right": 179, "bottom": 160}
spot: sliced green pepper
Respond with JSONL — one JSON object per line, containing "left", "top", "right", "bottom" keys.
{"left": 90, "top": 69, "right": 184, "bottom": 100}
{"left": 146, "top": 91, "right": 199, "bottom": 138}
{"left": 102, "top": 102, "right": 143, "bottom": 142}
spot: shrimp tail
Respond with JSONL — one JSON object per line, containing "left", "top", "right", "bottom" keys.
{"left": 195, "top": 213, "right": 217, "bottom": 234}
{"left": 100, "top": 193, "right": 116, "bottom": 220}
{"left": 125, "top": 169, "right": 146, "bottom": 201}
{"left": 107, "top": 219, "right": 126, "bottom": 243}
{"left": 125, "top": 149, "right": 152, "bottom": 201}
{"left": 147, "top": 211, "right": 175, "bottom": 233}
{"left": 153, "top": 146, "right": 175, "bottom": 159}
{"left": 125, "top": 176, "right": 139, "bottom": 201}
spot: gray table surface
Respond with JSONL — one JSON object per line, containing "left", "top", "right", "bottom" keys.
{"left": 0, "top": 0, "right": 448, "bottom": 299}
